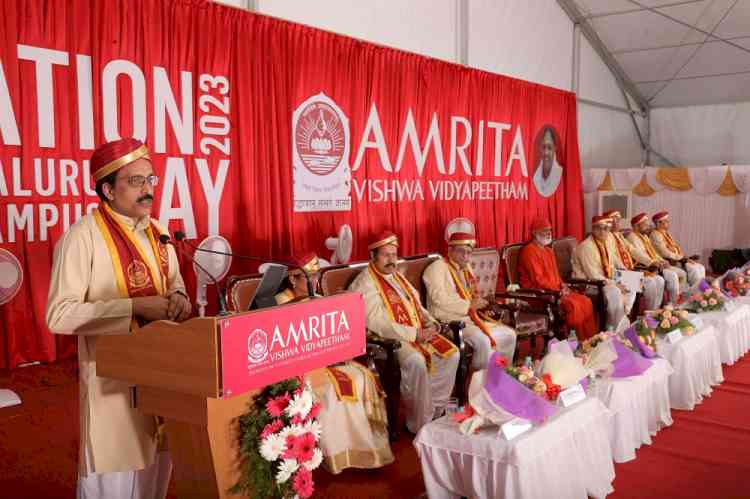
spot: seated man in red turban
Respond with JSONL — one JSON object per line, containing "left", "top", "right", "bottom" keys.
{"left": 517, "top": 217, "right": 598, "bottom": 340}
{"left": 274, "top": 253, "right": 394, "bottom": 474}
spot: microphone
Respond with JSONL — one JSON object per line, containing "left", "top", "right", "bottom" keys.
{"left": 160, "top": 234, "right": 229, "bottom": 316}
{"left": 173, "top": 231, "right": 316, "bottom": 298}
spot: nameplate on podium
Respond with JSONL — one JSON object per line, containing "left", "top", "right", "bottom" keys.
{"left": 219, "top": 292, "right": 366, "bottom": 397}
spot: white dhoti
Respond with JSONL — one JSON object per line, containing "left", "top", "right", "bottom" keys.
{"left": 398, "top": 346, "right": 460, "bottom": 434}
{"left": 77, "top": 451, "right": 172, "bottom": 499}
{"left": 308, "top": 363, "right": 394, "bottom": 474}
{"left": 685, "top": 261, "right": 706, "bottom": 288}
{"left": 642, "top": 274, "right": 665, "bottom": 310}
{"left": 662, "top": 267, "right": 682, "bottom": 304}
{"left": 603, "top": 284, "right": 636, "bottom": 330}
{"left": 462, "top": 323, "right": 517, "bottom": 370}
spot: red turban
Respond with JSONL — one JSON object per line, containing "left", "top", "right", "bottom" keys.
{"left": 448, "top": 232, "right": 476, "bottom": 247}
{"left": 368, "top": 231, "right": 398, "bottom": 251}
{"left": 631, "top": 213, "right": 648, "bottom": 226}
{"left": 652, "top": 211, "right": 669, "bottom": 223}
{"left": 289, "top": 253, "right": 320, "bottom": 276}
{"left": 90, "top": 138, "right": 150, "bottom": 183}
{"left": 530, "top": 216, "right": 552, "bottom": 232}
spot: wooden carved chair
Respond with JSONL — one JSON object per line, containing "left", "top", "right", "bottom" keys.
{"left": 551, "top": 236, "right": 607, "bottom": 332}
{"left": 499, "top": 243, "right": 564, "bottom": 345}
{"left": 470, "top": 246, "right": 554, "bottom": 357}
{"left": 225, "top": 273, "right": 263, "bottom": 312}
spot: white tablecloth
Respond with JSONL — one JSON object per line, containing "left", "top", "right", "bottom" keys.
{"left": 413, "top": 398, "right": 615, "bottom": 499}
{"left": 696, "top": 303, "right": 750, "bottom": 365}
{"left": 590, "top": 358, "right": 673, "bottom": 462}
{"left": 656, "top": 326, "right": 723, "bottom": 410}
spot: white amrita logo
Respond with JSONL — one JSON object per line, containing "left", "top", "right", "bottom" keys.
{"left": 247, "top": 328, "right": 269, "bottom": 365}
{"left": 292, "top": 92, "right": 352, "bottom": 212}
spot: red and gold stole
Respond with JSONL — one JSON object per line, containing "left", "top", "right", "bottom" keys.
{"left": 92, "top": 203, "right": 170, "bottom": 301}
{"left": 658, "top": 229, "right": 684, "bottom": 257}
{"left": 636, "top": 232, "right": 660, "bottom": 261}
{"left": 368, "top": 263, "right": 457, "bottom": 372}
{"left": 593, "top": 237, "right": 614, "bottom": 279}
{"left": 612, "top": 233, "right": 635, "bottom": 270}
{"left": 444, "top": 257, "right": 496, "bottom": 348}
{"left": 325, "top": 366, "right": 358, "bottom": 402}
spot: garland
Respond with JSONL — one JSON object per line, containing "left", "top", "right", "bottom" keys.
{"left": 231, "top": 377, "right": 322, "bottom": 498}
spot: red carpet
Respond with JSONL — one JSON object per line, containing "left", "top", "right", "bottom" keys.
{"left": 610, "top": 358, "right": 750, "bottom": 499}
{"left": 2, "top": 354, "right": 750, "bottom": 498}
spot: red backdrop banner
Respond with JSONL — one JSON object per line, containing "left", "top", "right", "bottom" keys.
{"left": 0, "top": 0, "right": 583, "bottom": 369}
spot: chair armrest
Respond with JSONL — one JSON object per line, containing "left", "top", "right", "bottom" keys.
{"left": 365, "top": 332, "right": 401, "bottom": 352}
{"left": 566, "top": 277, "right": 605, "bottom": 286}
{"left": 497, "top": 290, "right": 560, "bottom": 305}
{"left": 441, "top": 321, "right": 466, "bottom": 350}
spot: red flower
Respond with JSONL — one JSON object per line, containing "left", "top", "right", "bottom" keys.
{"left": 306, "top": 402, "right": 322, "bottom": 421}
{"left": 452, "top": 404, "right": 475, "bottom": 423}
{"left": 265, "top": 394, "right": 291, "bottom": 418}
{"left": 260, "top": 419, "right": 284, "bottom": 439}
{"left": 283, "top": 432, "right": 316, "bottom": 463}
{"left": 494, "top": 355, "right": 508, "bottom": 368}
{"left": 292, "top": 467, "right": 314, "bottom": 498}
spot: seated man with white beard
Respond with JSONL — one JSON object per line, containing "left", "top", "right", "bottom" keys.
{"left": 422, "top": 232, "right": 517, "bottom": 369}
{"left": 650, "top": 211, "right": 706, "bottom": 289}
{"left": 349, "top": 231, "right": 460, "bottom": 434}
{"left": 627, "top": 212, "right": 683, "bottom": 305}
{"left": 572, "top": 215, "right": 637, "bottom": 331}
{"left": 603, "top": 210, "right": 665, "bottom": 311}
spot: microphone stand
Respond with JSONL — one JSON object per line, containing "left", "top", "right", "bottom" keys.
{"left": 174, "top": 231, "right": 316, "bottom": 299}
{"left": 160, "top": 234, "right": 229, "bottom": 315}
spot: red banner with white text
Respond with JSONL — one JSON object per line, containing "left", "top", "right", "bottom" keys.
{"left": 0, "top": 0, "right": 583, "bottom": 369}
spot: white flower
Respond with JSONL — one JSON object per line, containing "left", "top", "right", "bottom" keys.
{"left": 304, "top": 448, "right": 323, "bottom": 471}
{"left": 275, "top": 459, "right": 299, "bottom": 484}
{"left": 286, "top": 389, "right": 313, "bottom": 419}
{"left": 260, "top": 433, "right": 286, "bottom": 462}
{"left": 303, "top": 420, "right": 322, "bottom": 441}
{"left": 664, "top": 304, "right": 674, "bottom": 311}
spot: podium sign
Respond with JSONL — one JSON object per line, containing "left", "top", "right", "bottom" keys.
{"left": 219, "top": 292, "right": 366, "bottom": 397}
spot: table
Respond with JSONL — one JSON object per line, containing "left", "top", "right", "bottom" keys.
{"left": 590, "top": 358, "right": 673, "bottom": 462}
{"left": 414, "top": 397, "right": 615, "bottom": 499}
{"left": 694, "top": 303, "right": 750, "bottom": 365}
{"left": 655, "top": 325, "right": 723, "bottom": 410}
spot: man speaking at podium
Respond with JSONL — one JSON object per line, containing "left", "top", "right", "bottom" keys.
{"left": 46, "top": 138, "right": 192, "bottom": 499}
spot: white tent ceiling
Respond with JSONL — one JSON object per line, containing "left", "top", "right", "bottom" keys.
{"left": 566, "top": 0, "right": 750, "bottom": 108}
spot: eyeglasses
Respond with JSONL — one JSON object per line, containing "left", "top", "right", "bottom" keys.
{"left": 125, "top": 175, "right": 159, "bottom": 188}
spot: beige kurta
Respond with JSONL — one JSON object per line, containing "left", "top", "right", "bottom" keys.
{"left": 626, "top": 231, "right": 665, "bottom": 267}
{"left": 349, "top": 267, "right": 459, "bottom": 433}
{"left": 422, "top": 258, "right": 516, "bottom": 368}
{"left": 46, "top": 210, "right": 186, "bottom": 476}
{"left": 572, "top": 236, "right": 635, "bottom": 329}
{"left": 650, "top": 229, "right": 706, "bottom": 288}
{"left": 628, "top": 231, "right": 685, "bottom": 302}
{"left": 609, "top": 232, "right": 664, "bottom": 310}
{"left": 572, "top": 236, "right": 616, "bottom": 283}
{"left": 650, "top": 229, "right": 684, "bottom": 261}
{"left": 273, "top": 290, "right": 393, "bottom": 473}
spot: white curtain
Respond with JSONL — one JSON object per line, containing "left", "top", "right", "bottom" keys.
{"left": 582, "top": 169, "right": 608, "bottom": 194}
{"left": 686, "top": 165, "right": 727, "bottom": 195}
{"left": 609, "top": 168, "right": 644, "bottom": 191}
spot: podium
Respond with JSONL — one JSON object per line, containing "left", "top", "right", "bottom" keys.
{"left": 96, "top": 293, "right": 366, "bottom": 499}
